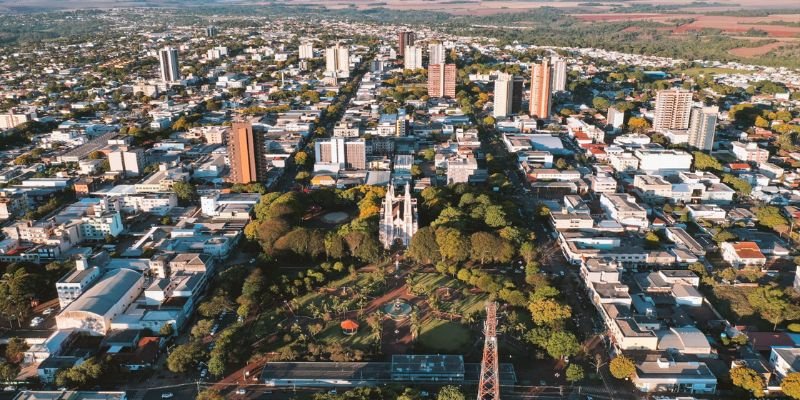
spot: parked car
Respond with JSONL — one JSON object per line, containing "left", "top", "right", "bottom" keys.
{"left": 42, "top": 307, "right": 55, "bottom": 315}
{"left": 29, "top": 317, "right": 44, "bottom": 327}
{"left": 236, "top": 389, "right": 246, "bottom": 395}
{"left": 161, "top": 393, "right": 174, "bottom": 399}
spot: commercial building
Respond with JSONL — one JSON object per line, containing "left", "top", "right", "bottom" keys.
{"left": 529, "top": 59, "right": 552, "bottom": 119}
{"left": 299, "top": 42, "right": 314, "bottom": 59}
{"left": 108, "top": 147, "right": 144, "bottom": 177}
{"left": 493, "top": 72, "right": 523, "bottom": 118}
{"left": 314, "top": 137, "right": 366, "bottom": 171}
{"left": 158, "top": 46, "right": 180, "bottom": 83}
{"left": 403, "top": 45, "right": 422, "bottom": 70}
{"left": 428, "top": 41, "right": 445, "bottom": 65}
{"left": 397, "top": 31, "right": 415, "bottom": 57}
{"left": 633, "top": 357, "right": 717, "bottom": 394}
{"left": 325, "top": 44, "right": 350, "bottom": 78}
{"left": 634, "top": 149, "right": 692, "bottom": 177}
{"left": 428, "top": 63, "right": 456, "bottom": 98}
{"left": 551, "top": 57, "right": 567, "bottom": 92}
{"left": 0, "top": 107, "right": 37, "bottom": 129}
{"left": 687, "top": 106, "right": 718, "bottom": 151}
{"left": 227, "top": 121, "right": 263, "bottom": 184}
{"left": 653, "top": 89, "right": 693, "bottom": 132}
{"left": 600, "top": 193, "right": 648, "bottom": 230}
{"left": 607, "top": 107, "right": 625, "bottom": 131}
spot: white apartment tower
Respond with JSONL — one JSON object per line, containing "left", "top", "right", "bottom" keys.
{"left": 687, "top": 106, "right": 719, "bottom": 151}
{"left": 325, "top": 44, "right": 350, "bottom": 78}
{"left": 428, "top": 41, "right": 445, "bottom": 65}
{"left": 299, "top": 42, "right": 314, "bottom": 59}
{"left": 653, "top": 89, "right": 693, "bottom": 132}
{"left": 379, "top": 183, "right": 418, "bottom": 249}
{"left": 404, "top": 45, "right": 423, "bottom": 70}
{"left": 551, "top": 57, "right": 567, "bottom": 92}
{"left": 494, "top": 72, "right": 514, "bottom": 118}
{"left": 158, "top": 47, "right": 180, "bottom": 83}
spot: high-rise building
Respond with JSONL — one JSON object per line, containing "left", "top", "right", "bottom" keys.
{"left": 158, "top": 47, "right": 180, "bottom": 83}
{"left": 325, "top": 44, "right": 350, "bottom": 78}
{"left": 299, "top": 42, "right": 314, "bottom": 59}
{"left": 607, "top": 107, "right": 625, "bottom": 131}
{"left": 429, "top": 41, "right": 445, "bottom": 65}
{"left": 315, "top": 137, "right": 366, "bottom": 170}
{"left": 653, "top": 89, "right": 693, "bottom": 132}
{"left": 428, "top": 63, "right": 456, "bottom": 98}
{"left": 205, "top": 26, "right": 218, "bottom": 37}
{"left": 227, "top": 122, "right": 263, "bottom": 184}
{"left": 529, "top": 60, "right": 552, "bottom": 119}
{"left": 494, "top": 72, "right": 523, "bottom": 118}
{"left": 379, "top": 183, "right": 418, "bottom": 249}
{"left": 398, "top": 31, "right": 415, "bottom": 57}
{"left": 403, "top": 45, "right": 423, "bottom": 70}
{"left": 551, "top": 57, "right": 567, "bottom": 92}
{"left": 687, "top": 106, "right": 718, "bottom": 151}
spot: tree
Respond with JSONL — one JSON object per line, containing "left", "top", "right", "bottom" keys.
{"left": 192, "top": 319, "right": 214, "bottom": 338}
{"left": 554, "top": 158, "right": 568, "bottom": 170}
{"left": 730, "top": 366, "right": 765, "bottom": 397}
{"left": 166, "top": 341, "right": 205, "bottom": 373}
{"left": 723, "top": 174, "right": 752, "bottom": 196}
{"left": 627, "top": 117, "right": 650, "bottom": 133}
{"left": 755, "top": 116, "right": 770, "bottom": 128}
{"left": 592, "top": 96, "right": 609, "bottom": 111}
{"left": 644, "top": 231, "right": 660, "bottom": 249}
{"left": 748, "top": 286, "right": 800, "bottom": 330}
{"left": 55, "top": 357, "right": 106, "bottom": 389}
{"left": 528, "top": 299, "right": 571, "bottom": 326}
{"left": 159, "top": 323, "right": 174, "bottom": 337}
{"left": 484, "top": 205, "right": 509, "bottom": 228}
{"left": 692, "top": 151, "right": 722, "bottom": 171}
{"left": 410, "top": 164, "right": 422, "bottom": 178}
{"left": 482, "top": 116, "right": 496, "bottom": 125}
{"left": 0, "top": 362, "right": 19, "bottom": 382}
{"left": 407, "top": 227, "right": 440, "bottom": 264}
{"left": 754, "top": 205, "right": 789, "bottom": 231}
{"left": 545, "top": 331, "right": 580, "bottom": 360}
{"left": 294, "top": 151, "right": 308, "bottom": 166}
{"left": 5, "top": 337, "right": 27, "bottom": 364}
{"left": 566, "top": 364, "right": 585, "bottom": 384}
{"left": 435, "top": 227, "right": 470, "bottom": 263}
{"left": 171, "top": 181, "right": 196, "bottom": 204}
{"left": 781, "top": 372, "right": 800, "bottom": 399}
{"left": 437, "top": 385, "right": 465, "bottom": 400}
{"left": 196, "top": 390, "right": 224, "bottom": 400}
{"left": 609, "top": 355, "right": 636, "bottom": 380}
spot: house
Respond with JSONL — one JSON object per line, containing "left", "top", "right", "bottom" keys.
{"left": 720, "top": 241, "right": 767, "bottom": 268}
{"left": 633, "top": 357, "right": 717, "bottom": 394}
{"left": 770, "top": 347, "right": 800, "bottom": 379}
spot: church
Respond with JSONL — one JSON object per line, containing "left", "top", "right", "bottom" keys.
{"left": 379, "top": 183, "right": 418, "bottom": 249}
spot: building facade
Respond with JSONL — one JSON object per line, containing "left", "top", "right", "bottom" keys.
{"left": 687, "top": 106, "right": 718, "bottom": 151}
{"left": 529, "top": 60, "right": 552, "bottom": 119}
{"left": 379, "top": 183, "right": 418, "bottom": 249}
{"left": 227, "top": 121, "right": 263, "bottom": 184}
{"left": 653, "top": 89, "right": 693, "bottom": 132}
{"left": 428, "top": 63, "right": 456, "bottom": 98}
{"left": 158, "top": 47, "right": 180, "bottom": 83}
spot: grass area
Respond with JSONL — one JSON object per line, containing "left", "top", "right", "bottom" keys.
{"left": 411, "top": 273, "right": 489, "bottom": 316}
{"left": 677, "top": 67, "right": 754, "bottom": 76}
{"left": 317, "top": 321, "right": 376, "bottom": 350}
{"left": 417, "top": 320, "right": 472, "bottom": 353}
{"left": 706, "top": 284, "right": 769, "bottom": 329}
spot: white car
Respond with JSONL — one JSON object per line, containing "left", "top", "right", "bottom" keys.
{"left": 161, "top": 393, "right": 174, "bottom": 399}
{"left": 235, "top": 389, "right": 246, "bottom": 395}
{"left": 29, "top": 317, "right": 44, "bottom": 327}
{"left": 42, "top": 307, "right": 55, "bottom": 315}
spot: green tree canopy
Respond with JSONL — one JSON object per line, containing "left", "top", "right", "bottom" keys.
{"left": 730, "top": 366, "right": 765, "bottom": 397}
{"left": 609, "top": 355, "right": 636, "bottom": 380}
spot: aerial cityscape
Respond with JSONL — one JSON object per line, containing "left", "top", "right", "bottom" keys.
{"left": 1, "top": 1, "right": 800, "bottom": 399}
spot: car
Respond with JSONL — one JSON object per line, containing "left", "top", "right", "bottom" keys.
{"left": 249, "top": 258, "right": 256, "bottom": 264}
{"left": 42, "top": 307, "right": 54, "bottom": 315}
{"left": 29, "top": 317, "right": 44, "bottom": 327}
{"left": 161, "top": 393, "right": 174, "bottom": 399}
{"left": 235, "top": 389, "right": 246, "bottom": 395}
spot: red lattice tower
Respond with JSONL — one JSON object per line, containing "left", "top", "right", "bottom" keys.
{"left": 477, "top": 301, "right": 500, "bottom": 400}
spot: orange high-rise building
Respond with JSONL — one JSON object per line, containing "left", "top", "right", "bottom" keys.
{"left": 227, "top": 121, "right": 261, "bottom": 183}
{"left": 529, "top": 60, "right": 552, "bottom": 119}
{"left": 428, "top": 63, "right": 456, "bottom": 98}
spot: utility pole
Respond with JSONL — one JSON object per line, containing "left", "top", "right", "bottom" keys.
{"left": 477, "top": 301, "right": 500, "bottom": 400}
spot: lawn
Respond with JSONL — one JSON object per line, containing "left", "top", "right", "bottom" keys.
{"left": 317, "top": 321, "right": 376, "bottom": 350}
{"left": 677, "top": 67, "right": 754, "bottom": 76}
{"left": 417, "top": 320, "right": 472, "bottom": 353}
{"left": 706, "top": 284, "right": 770, "bottom": 329}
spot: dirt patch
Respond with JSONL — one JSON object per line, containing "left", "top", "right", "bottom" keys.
{"left": 729, "top": 41, "right": 787, "bottom": 57}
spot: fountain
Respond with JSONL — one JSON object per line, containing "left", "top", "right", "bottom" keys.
{"left": 383, "top": 298, "right": 413, "bottom": 320}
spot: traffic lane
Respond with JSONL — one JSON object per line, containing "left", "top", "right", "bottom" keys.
{"left": 141, "top": 385, "right": 197, "bottom": 400}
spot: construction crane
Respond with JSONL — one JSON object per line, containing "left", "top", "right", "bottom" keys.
{"left": 477, "top": 301, "right": 500, "bottom": 400}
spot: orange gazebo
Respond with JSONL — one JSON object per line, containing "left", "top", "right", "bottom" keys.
{"left": 340, "top": 320, "right": 359, "bottom": 335}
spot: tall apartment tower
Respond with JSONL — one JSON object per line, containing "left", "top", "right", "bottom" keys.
{"left": 687, "top": 106, "right": 719, "bottom": 151}
{"left": 325, "top": 44, "right": 350, "bottom": 78}
{"left": 653, "top": 89, "right": 693, "bottom": 132}
{"left": 158, "top": 47, "right": 180, "bottom": 83}
{"left": 428, "top": 63, "right": 456, "bottom": 98}
{"left": 494, "top": 72, "right": 523, "bottom": 118}
{"left": 205, "top": 26, "right": 218, "bottom": 37}
{"left": 529, "top": 60, "right": 552, "bottom": 119}
{"left": 551, "top": 57, "right": 567, "bottom": 92}
{"left": 315, "top": 137, "right": 366, "bottom": 170}
{"left": 428, "top": 41, "right": 445, "bottom": 65}
{"left": 227, "top": 122, "right": 262, "bottom": 184}
{"left": 403, "top": 45, "right": 423, "bottom": 70}
{"left": 299, "top": 42, "right": 314, "bottom": 60}
{"left": 398, "top": 31, "right": 415, "bottom": 57}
